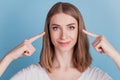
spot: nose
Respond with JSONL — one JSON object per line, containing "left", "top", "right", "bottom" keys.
{"left": 61, "top": 29, "right": 67, "bottom": 40}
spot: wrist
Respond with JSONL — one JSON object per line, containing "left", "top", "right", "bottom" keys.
{"left": 109, "top": 50, "right": 120, "bottom": 61}
{"left": 106, "top": 48, "right": 118, "bottom": 58}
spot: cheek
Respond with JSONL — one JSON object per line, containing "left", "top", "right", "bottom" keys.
{"left": 50, "top": 31, "right": 60, "bottom": 43}
{"left": 69, "top": 31, "right": 78, "bottom": 40}
{"left": 72, "top": 32, "right": 78, "bottom": 46}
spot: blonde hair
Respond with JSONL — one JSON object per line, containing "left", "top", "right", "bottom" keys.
{"left": 40, "top": 2, "right": 92, "bottom": 72}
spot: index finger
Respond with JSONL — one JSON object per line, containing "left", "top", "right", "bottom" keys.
{"left": 28, "top": 32, "right": 45, "bottom": 43}
{"left": 82, "top": 29, "right": 99, "bottom": 38}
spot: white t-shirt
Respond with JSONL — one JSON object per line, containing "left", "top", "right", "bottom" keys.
{"left": 10, "top": 63, "right": 112, "bottom": 80}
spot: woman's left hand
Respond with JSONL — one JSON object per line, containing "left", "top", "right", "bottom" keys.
{"left": 82, "top": 29, "right": 117, "bottom": 57}
{"left": 82, "top": 29, "right": 120, "bottom": 70}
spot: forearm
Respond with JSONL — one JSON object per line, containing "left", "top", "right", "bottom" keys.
{"left": 0, "top": 54, "right": 13, "bottom": 77}
{"left": 110, "top": 51, "right": 120, "bottom": 70}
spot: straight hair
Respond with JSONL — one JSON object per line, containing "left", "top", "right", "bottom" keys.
{"left": 40, "top": 2, "right": 92, "bottom": 72}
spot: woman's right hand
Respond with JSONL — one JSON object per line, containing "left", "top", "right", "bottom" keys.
{"left": 6, "top": 32, "right": 45, "bottom": 61}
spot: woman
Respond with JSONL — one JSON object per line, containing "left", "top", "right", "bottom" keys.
{"left": 0, "top": 2, "right": 120, "bottom": 80}
{"left": 10, "top": 2, "right": 113, "bottom": 80}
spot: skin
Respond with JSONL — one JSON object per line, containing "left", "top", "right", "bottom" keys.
{"left": 48, "top": 13, "right": 81, "bottom": 80}
{"left": 82, "top": 29, "right": 120, "bottom": 70}
{"left": 48, "top": 13, "right": 120, "bottom": 80}
{"left": 0, "top": 32, "right": 45, "bottom": 77}
{"left": 0, "top": 13, "right": 120, "bottom": 79}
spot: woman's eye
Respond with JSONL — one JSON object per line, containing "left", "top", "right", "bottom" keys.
{"left": 52, "top": 26, "right": 59, "bottom": 31}
{"left": 69, "top": 26, "right": 75, "bottom": 30}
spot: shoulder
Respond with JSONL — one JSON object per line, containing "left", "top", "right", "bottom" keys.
{"left": 80, "top": 66, "right": 112, "bottom": 80}
{"left": 20, "top": 63, "right": 42, "bottom": 72}
{"left": 10, "top": 63, "right": 45, "bottom": 80}
{"left": 15, "top": 63, "right": 43, "bottom": 74}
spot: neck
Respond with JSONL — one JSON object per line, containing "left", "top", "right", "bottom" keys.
{"left": 53, "top": 48, "right": 74, "bottom": 69}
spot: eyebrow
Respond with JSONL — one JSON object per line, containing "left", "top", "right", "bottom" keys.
{"left": 50, "top": 23, "right": 76, "bottom": 27}
{"left": 50, "top": 24, "right": 60, "bottom": 27}
{"left": 66, "top": 23, "right": 76, "bottom": 26}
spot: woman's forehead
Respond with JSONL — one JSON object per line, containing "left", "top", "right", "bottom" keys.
{"left": 50, "top": 13, "right": 77, "bottom": 26}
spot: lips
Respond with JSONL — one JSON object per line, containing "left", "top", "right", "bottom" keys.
{"left": 58, "top": 41, "right": 70, "bottom": 46}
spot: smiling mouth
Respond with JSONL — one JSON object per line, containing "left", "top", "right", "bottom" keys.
{"left": 58, "top": 41, "right": 70, "bottom": 46}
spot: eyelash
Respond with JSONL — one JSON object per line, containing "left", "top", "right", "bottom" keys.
{"left": 52, "top": 26, "right": 75, "bottom": 31}
{"left": 52, "top": 26, "right": 59, "bottom": 31}
{"left": 68, "top": 26, "right": 75, "bottom": 30}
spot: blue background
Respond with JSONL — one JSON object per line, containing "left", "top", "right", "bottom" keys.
{"left": 0, "top": 0, "right": 120, "bottom": 80}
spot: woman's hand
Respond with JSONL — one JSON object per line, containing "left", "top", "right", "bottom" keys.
{"left": 0, "top": 32, "right": 45, "bottom": 76}
{"left": 6, "top": 32, "right": 45, "bottom": 61}
{"left": 83, "top": 29, "right": 116, "bottom": 56}
{"left": 82, "top": 29, "right": 120, "bottom": 70}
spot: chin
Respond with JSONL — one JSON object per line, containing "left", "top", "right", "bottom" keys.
{"left": 58, "top": 46, "right": 73, "bottom": 52}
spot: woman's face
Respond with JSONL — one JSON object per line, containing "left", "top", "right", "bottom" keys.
{"left": 49, "top": 13, "right": 78, "bottom": 51}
